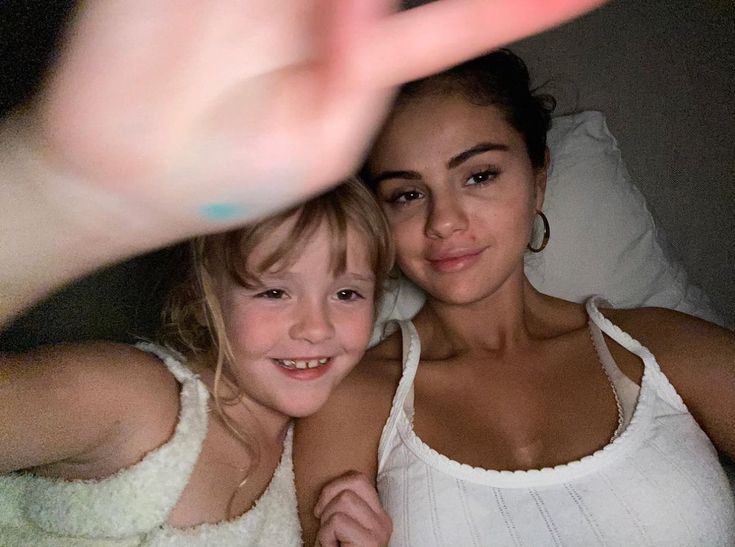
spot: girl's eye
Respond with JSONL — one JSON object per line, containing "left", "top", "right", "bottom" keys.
{"left": 336, "top": 289, "right": 364, "bottom": 301}
{"left": 255, "top": 288, "right": 287, "bottom": 299}
{"left": 466, "top": 170, "right": 499, "bottom": 186}
{"left": 386, "top": 189, "right": 424, "bottom": 204}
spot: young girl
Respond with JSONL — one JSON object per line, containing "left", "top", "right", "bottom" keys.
{"left": 0, "top": 178, "right": 394, "bottom": 545}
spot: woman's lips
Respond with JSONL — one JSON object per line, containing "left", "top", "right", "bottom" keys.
{"left": 427, "top": 248, "right": 485, "bottom": 273}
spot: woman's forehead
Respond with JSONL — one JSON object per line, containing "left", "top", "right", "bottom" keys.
{"left": 370, "top": 96, "right": 520, "bottom": 169}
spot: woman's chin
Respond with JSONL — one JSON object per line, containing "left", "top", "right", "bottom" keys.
{"left": 424, "top": 281, "right": 500, "bottom": 306}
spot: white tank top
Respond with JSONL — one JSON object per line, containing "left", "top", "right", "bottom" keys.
{"left": 377, "top": 297, "right": 735, "bottom": 546}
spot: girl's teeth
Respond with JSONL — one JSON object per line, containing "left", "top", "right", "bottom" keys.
{"left": 277, "top": 358, "right": 330, "bottom": 370}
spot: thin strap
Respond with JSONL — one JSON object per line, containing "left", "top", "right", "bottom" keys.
{"left": 588, "top": 320, "right": 640, "bottom": 432}
{"left": 585, "top": 297, "right": 686, "bottom": 412}
{"left": 377, "top": 320, "right": 422, "bottom": 473}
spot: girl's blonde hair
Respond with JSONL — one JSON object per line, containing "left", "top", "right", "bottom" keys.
{"left": 161, "top": 177, "right": 393, "bottom": 494}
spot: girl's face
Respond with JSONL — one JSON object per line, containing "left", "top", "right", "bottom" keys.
{"left": 368, "top": 93, "right": 547, "bottom": 305}
{"left": 216, "top": 218, "right": 376, "bottom": 419}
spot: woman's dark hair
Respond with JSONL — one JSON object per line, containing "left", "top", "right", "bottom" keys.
{"left": 392, "top": 49, "right": 555, "bottom": 169}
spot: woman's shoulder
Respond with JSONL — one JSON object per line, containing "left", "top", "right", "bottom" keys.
{"left": 597, "top": 305, "right": 734, "bottom": 398}
{"left": 597, "top": 304, "right": 733, "bottom": 358}
{"left": 293, "top": 333, "right": 404, "bottom": 544}
{"left": 316, "top": 332, "right": 404, "bottom": 423}
{"left": 603, "top": 306, "right": 735, "bottom": 457}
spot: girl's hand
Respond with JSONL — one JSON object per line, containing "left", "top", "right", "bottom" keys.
{"left": 314, "top": 471, "right": 392, "bottom": 547}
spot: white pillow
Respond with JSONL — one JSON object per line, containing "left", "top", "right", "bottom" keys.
{"left": 370, "top": 111, "right": 723, "bottom": 346}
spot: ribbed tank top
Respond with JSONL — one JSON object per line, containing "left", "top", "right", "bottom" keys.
{"left": 377, "top": 297, "right": 735, "bottom": 546}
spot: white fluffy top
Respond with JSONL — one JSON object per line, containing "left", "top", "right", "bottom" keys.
{"left": 0, "top": 343, "right": 302, "bottom": 546}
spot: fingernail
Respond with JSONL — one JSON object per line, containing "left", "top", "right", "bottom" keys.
{"left": 199, "top": 202, "right": 248, "bottom": 221}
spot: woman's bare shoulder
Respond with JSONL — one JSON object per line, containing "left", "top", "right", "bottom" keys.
{"left": 600, "top": 307, "right": 734, "bottom": 410}
{"left": 608, "top": 306, "right": 735, "bottom": 456}
{"left": 599, "top": 305, "right": 734, "bottom": 359}
{"left": 294, "top": 329, "right": 404, "bottom": 477}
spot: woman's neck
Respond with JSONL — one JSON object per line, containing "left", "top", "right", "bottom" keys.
{"left": 414, "top": 275, "right": 563, "bottom": 357}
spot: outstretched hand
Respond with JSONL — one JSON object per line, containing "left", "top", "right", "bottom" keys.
{"left": 35, "top": 0, "right": 606, "bottom": 232}
{"left": 1, "top": 0, "right": 606, "bottom": 322}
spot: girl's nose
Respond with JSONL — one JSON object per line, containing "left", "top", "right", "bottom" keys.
{"left": 289, "top": 301, "right": 335, "bottom": 344}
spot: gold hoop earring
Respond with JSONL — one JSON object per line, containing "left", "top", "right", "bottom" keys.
{"left": 527, "top": 211, "right": 550, "bottom": 253}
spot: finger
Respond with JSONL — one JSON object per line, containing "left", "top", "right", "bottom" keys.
{"left": 317, "top": 512, "right": 379, "bottom": 547}
{"left": 316, "top": 0, "right": 396, "bottom": 88}
{"left": 314, "top": 471, "right": 383, "bottom": 518}
{"left": 365, "top": 0, "right": 609, "bottom": 87}
{"left": 318, "top": 489, "right": 391, "bottom": 542}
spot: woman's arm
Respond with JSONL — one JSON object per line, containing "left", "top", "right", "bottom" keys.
{"left": 609, "top": 308, "right": 735, "bottom": 459}
{"left": 0, "top": 0, "right": 607, "bottom": 326}
{"left": 295, "top": 361, "right": 396, "bottom": 546}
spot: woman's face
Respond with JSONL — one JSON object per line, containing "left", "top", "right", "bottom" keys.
{"left": 367, "top": 93, "right": 547, "bottom": 305}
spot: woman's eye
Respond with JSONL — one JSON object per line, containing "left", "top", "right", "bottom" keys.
{"left": 255, "top": 288, "right": 287, "bottom": 299}
{"left": 387, "top": 189, "right": 423, "bottom": 204}
{"left": 466, "top": 170, "right": 499, "bottom": 186}
{"left": 336, "top": 289, "right": 364, "bottom": 301}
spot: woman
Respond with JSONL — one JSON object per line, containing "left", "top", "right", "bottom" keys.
{"left": 295, "top": 50, "right": 735, "bottom": 545}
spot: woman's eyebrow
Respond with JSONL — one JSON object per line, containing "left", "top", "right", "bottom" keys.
{"left": 447, "top": 142, "right": 509, "bottom": 169}
{"left": 371, "top": 170, "right": 422, "bottom": 185}
{"left": 372, "top": 142, "right": 508, "bottom": 183}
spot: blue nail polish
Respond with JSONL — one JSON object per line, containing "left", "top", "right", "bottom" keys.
{"left": 200, "top": 202, "right": 247, "bottom": 221}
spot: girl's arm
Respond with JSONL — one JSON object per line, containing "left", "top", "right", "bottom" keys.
{"left": 312, "top": 471, "right": 392, "bottom": 547}
{"left": 0, "top": 343, "right": 180, "bottom": 476}
{"left": 0, "top": 0, "right": 607, "bottom": 326}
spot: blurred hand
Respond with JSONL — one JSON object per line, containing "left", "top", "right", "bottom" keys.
{"left": 315, "top": 471, "right": 392, "bottom": 547}
{"left": 28, "top": 0, "right": 606, "bottom": 232}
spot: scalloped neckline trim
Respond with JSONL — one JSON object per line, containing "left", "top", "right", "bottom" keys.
{"left": 389, "top": 318, "right": 659, "bottom": 488}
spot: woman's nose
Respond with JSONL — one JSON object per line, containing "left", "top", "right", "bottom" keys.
{"left": 425, "top": 195, "right": 468, "bottom": 239}
{"left": 289, "top": 301, "right": 335, "bottom": 344}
